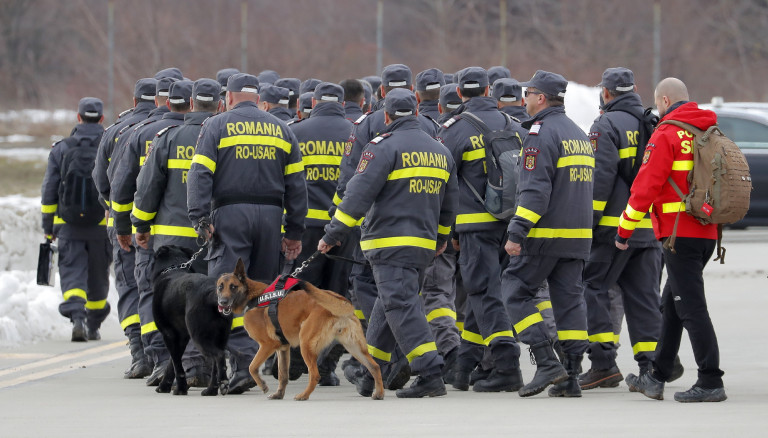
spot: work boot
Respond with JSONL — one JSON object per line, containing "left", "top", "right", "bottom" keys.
{"left": 668, "top": 356, "right": 684, "bottom": 382}
{"left": 384, "top": 357, "right": 411, "bottom": 390}
{"left": 270, "top": 348, "right": 307, "bottom": 381}
{"left": 579, "top": 365, "right": 623, "bottom": 390}
{"left": 441, "top": 347, "right": 458, "bottom": 385}
{"left": 674, "top": 386, "right": 727, "bottom": 403}
{"left": 518, "top": 340, "right": 568, "bottom": 397}
{"left": 549, "top": 353, "right": 583, "bottom": 397}
{"left": 228, "top": 369, "right": 256, "bottom": 394}
{"left": 341, "top": 355, "right": 360, "bottom": 372}
{"left": 395, "top": 374, "right": 447, "bottom": 398}
{"left": 318, "top": 343, "right": 345, "bottom": 386}
{"left": 355, "top": 370, "right": 375, "bottom": 397}
{"left": 146, "top": 359, "right": 169, "bottom": 387}
{"left": 625, "top": 372, "right": 664, "bottom": 400}
{"left": 186, "top": 364, "right": 212, "bottom": 387}
{"left": 71, "top": 318, "right": 87, "bottom": 343}
{"left": 344, "top": 362, "right": 364, "bottom": 385}
{"left": 473, "top": 368, "right": 524, "bottom": 392}
{"left": 469, "top": 366, "right": 493, "bottom": 385}
{"left": 124, "top": 333, "right": 151, "bottom": 379}
{"left": 85, "top": 325, "right": 101, "bottom": 341}
{"left": 452, "top": 366, "right": 472, "bottom": 391}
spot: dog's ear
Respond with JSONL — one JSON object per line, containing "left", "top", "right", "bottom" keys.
{"left": 234, "top": 258, "right": 247, "bottom": 283}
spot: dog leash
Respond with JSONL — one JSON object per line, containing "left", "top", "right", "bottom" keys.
{"left": 160, "top": 241, "right": 210, "bottom": 275}
{"left": 288, "top": 250, "right": 366, "bottom": 278}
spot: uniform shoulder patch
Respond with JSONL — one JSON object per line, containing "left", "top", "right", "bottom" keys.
{"left": 523, "top": 147, "right": 540, "bottom": 171}
{"left": 155, "top": 124, "right": 179, "bottom": 137}
{"left": 354, "top": 112, "right": 371, "bottom": 125}
{"left": 442, "top": 115, "right": 461, "bottom": 129}
{"left": 118, "top": 108, "right": 134, "bottom": 118}
{"left": 369, "top": 133, "right": 391, "bottom": 144}
{"left": 642, "top": 148, "right": 652, "bottom": 164}
{"left": 528, "top": 121, "right": 542, "bottom": 135}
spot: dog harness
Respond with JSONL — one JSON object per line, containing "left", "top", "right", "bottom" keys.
{"left": 245, "top": 275, "right": 301, "bottom": 345}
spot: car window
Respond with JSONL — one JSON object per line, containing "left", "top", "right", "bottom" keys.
{"left": 717, "top": 116, "right": 768, "bottom": 149}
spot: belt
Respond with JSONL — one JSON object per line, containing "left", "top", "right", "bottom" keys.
{"left": 211, "top": 194, "right": 282, "bottom": 210}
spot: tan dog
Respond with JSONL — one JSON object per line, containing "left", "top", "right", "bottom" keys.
{"left": 216, "top": 259, "right": 384, "bottom": 401}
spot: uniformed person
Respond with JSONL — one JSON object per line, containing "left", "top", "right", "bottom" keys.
{"left": 41, "top": 97, "right": 110, "bottom": 342}
{"left": 437, "top": 67, "right": 522, "bottom": 393}
{"left": 579, "top": 67, "right": 664, "bottom": 390}
{"left": 501, "top": 70, "right": 593, "bottom": 398}
{"left": 492, "top": 78, "right": 530, "bottom": 123}
{"left": 154, "top": 67, "right": 183, "bottom": 81}
{"left": 443, "top": 73, "right": 455, "bottom": 85}
{"left": 415, "top": 68, "right": 445, "bottom": 122}
{"left": 319, "top": 88, "right": 458, "bottom": 398}
{"left": 340, "top": 79, "right": 365, "bottom": 121}
{"left": 437, "top": 84, "right": 462, "bottom": 124}
{"left": 487, "top": 65, "right": 511, "bottom": 86}
{"left": 93, "top": 77, "right": 157, "bottom": 379}
{"left": 300, "top": 78, "right": 322, "bottom": 95}
{"left": 132, "top": 78, "right": 221, "bottom": 386}
{"left": 296, "top": 92, "right": 314, "bottom": 120}
{"left": 187, "top": 73, "right": 307, "bottom": 393}
{"left": 257, "top": 69, "right": 280, "bottom": 85}
{"left": 360, "top": 80, "right": 373, "bottom": 113}
{"left": 362, "top": 75, "right": 382, "bottom": 102}
{"left": 274, "top": 77, "right": 301, "bottom": 112}
{"left": 258, "top": 84, "right": 294, "bottom": 121}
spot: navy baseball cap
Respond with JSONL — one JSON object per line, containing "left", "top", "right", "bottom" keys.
{"left": 156, "top": 77, "right": 178, "bottom": 97}
{"left": 216, "top": 68, "right": 240, "bottom": 94}
{"left": 168, "top": 80, "right": 194, "bottom": 105}
{"left": 134, "top": 78, "right": 157, "bottom": 101}
{"left": 381, "top": 64, "right": 412, "bottom": 88}
{"left": 299, "top": 92, "right": 314, "bottom": 113}
{"left": 520, "top": 70, "right": 568, "bottom": 98}
{"left": 227, "top": 73, "right": 260, "bottom": 94}
{"left": 78, "top": 97, "right": 103, "bottom": 118}
{"left": 385, "top": 88, "right": 417, "bottom": 116}
{"left": 314, "top": 82, "right": 344, "bottom": 103}
{"left": 439, "top": 84, "right": 461, "bottom": 110}
{"left": 492, "top": 78, "right": 523, "bottom": 102}
{"left": 598, "top": 67, "right": 635, "bottom": 92}
{"left": 154, "top": 67, "right": 183, "bottom": 81}
{"left": 487, "top": 66, "right": 511, "bottom": 85}
{"left": 362, "top": 75, "right": 382, "bottom": 91}
{"left": 192, "top": 78, "right": 221, "bottom": 103}
{"left": 361, "top": 80, "right": 372, "bottom": 106}
{"left": 275, "top": 78, "right": 301, "bottom": 97}
{"left": 443, "top": 73, "right": 455, "bottom": 85}
{"left": 300, "top": 78, "right": 322, "bottom": 94}
{"left": 260, "top": 85, "right": 290, "bottom": 105}
{"left": 457, "top": 67, "right": 489, "bottom": 90}
{"left": 416, "top": 68, "right": 445, "bottom": 92}
{"left": 257, "top": 69, "right": 280, "bottom": 85}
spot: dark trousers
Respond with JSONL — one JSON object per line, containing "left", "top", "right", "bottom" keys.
{"left": 653, "top": 237, "right": 724, "bottom": 389}
{"left": 295, "top": 226, "right": 356, "bottom": 297}
{"left": 57, "top": 237, "right": 111, "bottom": 326}
{"left": 108, "top": 227, "right": 140, "bottom": 337}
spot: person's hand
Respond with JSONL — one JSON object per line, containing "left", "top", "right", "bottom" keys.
{"left": 317, "top": 239, "right": 334, "bottom": 254}
{"left": 615, "top": 240, "right": 629, "bottom": 251}
{"left": 436, "top": 241, "right": 447, "bottom": 256}
{"left": 282, "top": 238, "right": 302, "bottom": 260}
{"left": 44, "top": 233, "right": 56, "bottom": 243}
{"left": 117, "top": 234, "right": 133, "bottom": 252}
{"left": 135, "top": 232, "right": 151, "bottom": 249}
{"left": 196, "top": 222, "right": 215, "bottom": 242}
{"left": 505, "top": 240, "right": 521, "bottom": 257}
{"left": 452, "top": 238, "right": 460, "bottom": 252}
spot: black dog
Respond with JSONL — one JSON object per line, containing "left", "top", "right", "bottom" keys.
{"left": 152, "top": 245, "right": 232, "bottom": 396}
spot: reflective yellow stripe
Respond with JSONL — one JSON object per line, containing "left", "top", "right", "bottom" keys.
{"left": 557, "top": 330, "right": 588, "bottom": 341}
{"left": 514, "top": 312, "right": 543, "bottom": 335}
{"left": 63, "top": 288, "right": 87, "bottom": 301}
{"left": 192, "top": 154, "right": 216, "bottom": 173}
{"left": 306, "top": 209, "right": 331, "bottom": 221}
{"left": 104, "top": 200, "right": 111, "bottom": 208}
{"left": 333, "top": 208, "right": 359, "bottom": 227}
{"left": 405, "top": 342, "right": 437, "bottom": 362}
{"left": 535, "top": 301, "right": 552, "bottom": 312}
{"left": 303, "top": 155, "right": 342, "bottom": 166}
{"left": 368, "top": 344, "right": 392, "bottom": 362}
{"left": 231, "top": 316, "right": 244, "bottom": 329}
{"left": 593, "top": 200, "right": 607, "bottom": 212}
{"left": 599, "top": 216, "right": 653, "bottom": 228}
{"left": 360, "top": 236, "right": 436, "bottom": 251}
{"left": 455, "top": 212, "right": 499, "bottom": 224}
{"left": 85, "top": 299, "right": 107, "bottom": 310}
{"left": 625, "top": 205, "right": 646, "bottom": 220}
{"left": 54, "top": 216, "right": 65, "bottom": 225}
{"left": 515, "top": 206, "right": 541, "bottom": 224}
{"left": 107, "top": 217, "right": 114, "bottom": 227}
{"left": 167, "top": 159, "right": 192, "bottom": 169}
{"left": 618, "top": 147, "right": 637, "bottom": 159}
{"left": 633, "top": 341, "right": 657, "bottom": 355}
{"left": 614, "top": 334, "right": 621, "bottom": 344}
{"left": 671, "top": 160, "right": 693, "bottom": 171}
{"left": 485, "top": 330, "right": 515, "bottom": 345}
{"left": 618, "top": 215, "right": 638, "bottom": 231}
{"left": 131, "top": 206, "right": 156, "bottom": 221}
{"left": 527, "top": 228, "right": 591, "bottom": 239}
{"left": 120, "top": 314, "right": 141, "bottom": 330}
{"left": 141, "top": 321, "right": 158, "bottom": 335}
{"left": 461, "top": 329, "right": 485, "bottom": 345}
{"left": 284, "top": 161, "right": 305, "bottom": 175}
{"left": 139, "top": 156, "right": 146, "bottom": 166}
{"left": 41, "top": 204, "right": 57, "bottom": 213}
{"left": 354, "top": 309, "right": 365, "bottom": 320}
{"left": 662, "top": 202, "right": 685, "bottom": 214}
{"left": 556, "top": 156, "right": 595, "bottom": 167}
{"left": 218, "top": 135, "right": 292, "bottom": 154}
{"left": 426, "top": 308, "right": 456, "bottom": 322}
{"left": 456, "top": 321, "right": 464, "bottom": 332}
{"left": 332, "top": 193, "right": 342, "bottom": 206}
{"left": 588, "top": 332, "right": 615, "bottom": 343}
{"left": 111, "top": 201, "right": 133, "bottom": 213}
{"left": 438, "top": 224, "right": 451, "bottom": 235}
{"left": 152, "top": 225, "right": 198, "bottom": 237}
{"left": 462, "top": 148, "right": 485, "bottom": 161}
{"left": 388, "top": 166, "right": 450, "bottom": 182}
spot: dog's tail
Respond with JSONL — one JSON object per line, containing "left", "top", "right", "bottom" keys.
{"left": 301, "top": 282, "right": 356, "bottom": 317}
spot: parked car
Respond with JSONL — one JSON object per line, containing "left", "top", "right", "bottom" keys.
{"left": 701, "top": 99, "right": 768, "bottom": 228}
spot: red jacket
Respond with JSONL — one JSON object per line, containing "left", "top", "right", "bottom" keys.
{"left": 618, "top": 102, "right": 718, "bottom": 241}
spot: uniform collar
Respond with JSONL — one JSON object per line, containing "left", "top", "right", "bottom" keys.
{"left": 311, "top": 101, "right": 346, "bottom": 118}
{"left": 385, "top": 115, "right": 420, "bottom": 133}
{"left": 501, "top": 105, "right": 529, "bottom": 120}
{"left": 603, "top": 92, "right": 643, "bottom": 113}
{"left": 162, "top": 111, "right": 186, "bottom": 121}
{"left": 418, "top": 100, "right": 439, "bottom": 112}
{"left": 72, "top": 122, "right": 104, "bottom": 137}
{"left": 149, "top": 105, "right": 170, "bottom": 117}
{"left": 522, "top": 106, "right": 565, "bottom": 129}
{"left": 464, "top": 96, "right": 498, "bottom": 112}
{"left": 135, "top": 100, "right": 157, "bottom": 114}
{"left": 184, "top": 111, "right": 213, "bottom": 124}
{"left": 234, "top": 101, "right": 259, "bottom": 110}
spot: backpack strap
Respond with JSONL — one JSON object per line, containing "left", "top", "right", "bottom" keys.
{"left": 662, "top": 177, "right": 688, "bottom": 254}
{"left": 658, "top": 119, "right": 704, "bottom": 137}
{"left": 458, "top": 112, "right": 492, "bottom": 205}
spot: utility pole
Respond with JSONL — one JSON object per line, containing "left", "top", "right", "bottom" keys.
{"left": 241, "top": 0, "right": 248, "bottom": 72}
{"left": 653, "top": 0, "right": 661, "bottom": 89}
{"left": 376, "top": 0, "right": 383, "bottom": 74}
{"left": 500, "top": 0, "right": 507, "bottom": 66}
{"left": 107, "top": 0, "right": 114, "bottom": 122}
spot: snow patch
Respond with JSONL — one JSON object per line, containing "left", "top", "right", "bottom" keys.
{"left": 0, "top": 148, "right": 51, "bottom": 162}
{"left": 0, "top": 134, "right": 36, "bottom": 143}
{"left": 0, "top": 109, "right": 76, "bottom": 124}
{"left": 0, "top": 196, "right": 47, "bottom": 271}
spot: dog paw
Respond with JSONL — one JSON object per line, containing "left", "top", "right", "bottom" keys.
{"left": 220, "top": 382, "right": 229, "bottom": 396}
{"left": 372, "top": 391, "right": 385, "bottom": 400}
{"left": 267, "top": 391, "right": 284, "bottom": 400}
{"left": 294, "top": 393, "right": 310, "bottom": 401}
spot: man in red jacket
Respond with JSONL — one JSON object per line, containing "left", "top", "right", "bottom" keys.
{"left": 616, "top": 77, "right": 726, "bottom": 403}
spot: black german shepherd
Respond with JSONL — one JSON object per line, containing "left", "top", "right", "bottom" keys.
{"left": 152, "top": 245, "right": 232, "bottom": 396}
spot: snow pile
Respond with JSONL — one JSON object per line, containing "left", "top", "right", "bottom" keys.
{"left": 0, "top": 196, "right": 45, "bottom": 272}
{"left": 0, "top": 271, "right": 71, "bottom": 346}
{"left": 565, "top": 82, "right": 601, "bottom": 133}
{"left": 0, "top": 148, "right": 51, "bottom": 162}
{"left": 0, "top": 134, "right": 36, "bottom": 143}
{"left": 0, "top": 109, "right": 76, "bottom": 124}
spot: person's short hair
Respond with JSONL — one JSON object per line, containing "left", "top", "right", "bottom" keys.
{"left": 340, "top": 79, "right": 364, "bottom": 103}
{"left": 416, "top": 88, "right": 440, "bottom": 101}
{"left": 607, "top": 88, "right": 632, "bottom": 98}
{"left": 193, "top": 98, "right": 218, "bottom": 112}
{"left": 80, "top": 115, "right": 101, "bottom": 124}
{"left": 460, "top": 87, "right": 485, "bottom": 99}
{"left": 169, "top": 102, "right": 190, "bottom": 112}
{"left": 542, "top": 92, "right": 564, "bottom": 106}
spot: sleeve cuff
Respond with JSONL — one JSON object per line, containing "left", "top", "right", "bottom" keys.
{"left": 615, "top": 234, "right": 628, "bottom": 245}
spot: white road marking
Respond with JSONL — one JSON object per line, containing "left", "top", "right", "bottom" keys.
{"left": 0, "top": 350, "right": 128, "bottom": 389}
{"left": 0, "top": 341, "right": 125, "bottom": 378}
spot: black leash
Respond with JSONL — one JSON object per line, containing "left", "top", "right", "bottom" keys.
{"left": 322, "top": 252, "right": 366, "bottom": 265}
{"left": 160, "top": 241, "right": 209, "bottom": 275}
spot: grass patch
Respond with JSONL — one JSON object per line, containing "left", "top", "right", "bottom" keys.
{"left": 0, "top": 157, "right": 47, "bottom": 197}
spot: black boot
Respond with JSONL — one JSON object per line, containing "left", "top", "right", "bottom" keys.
{"left": 395, "top": 374, "right": 446, "bottom": 398}
{"left": 124, "top": 333, "right": 151, "bottom": 379}
{"left": 441, "top": 347, "right": 458, "bottom": 385}
{"left": 384, "top": 357, "right": 411, "bottom": 390}
{"left": 146, "top": 359, "right": 169, "bottom": 387}
{"left": 668, "top": 355, "right": 684, "bottom": 382}
{"left": 473, "top": 367, "right": 524, "bottom": 392}
{"left": 452, "top": 366, "right": 472, "bottom": 391}
{"left": 579, "top": 365, "right": 623, "bottom": 390}
{"left": 71, "top": 317, "right": 87, "bottom": 343}
{"left": 469, "top": 366, "right": 493, "bottom": 385}
{"left": 548, "top": 353, "right": 583, "bottom": 397}
{"left": 518, "top": 340, "right": 568, "bottom": 397}
{"left": 318, "top": 344, "right": 345, "bottom": 386}
{"left": 625, "top": 372, "right": 664, "bottom": 400}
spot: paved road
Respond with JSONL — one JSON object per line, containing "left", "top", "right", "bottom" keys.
{"left": 1, "top": 230, "right": 766, "bottom": 437}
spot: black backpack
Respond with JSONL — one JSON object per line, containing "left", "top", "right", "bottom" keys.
{"left": 57, "top": 136, "right": 104, "bottom": 226}
{"left": 460, "top": 112, "right": 522, "bottom": 220}
{"left": 614, "top": 106, "right": 659, "bottom": 185}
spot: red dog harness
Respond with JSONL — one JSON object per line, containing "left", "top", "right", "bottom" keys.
{"left": 244, "top": 275, "right": 301, "bottom": 345}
